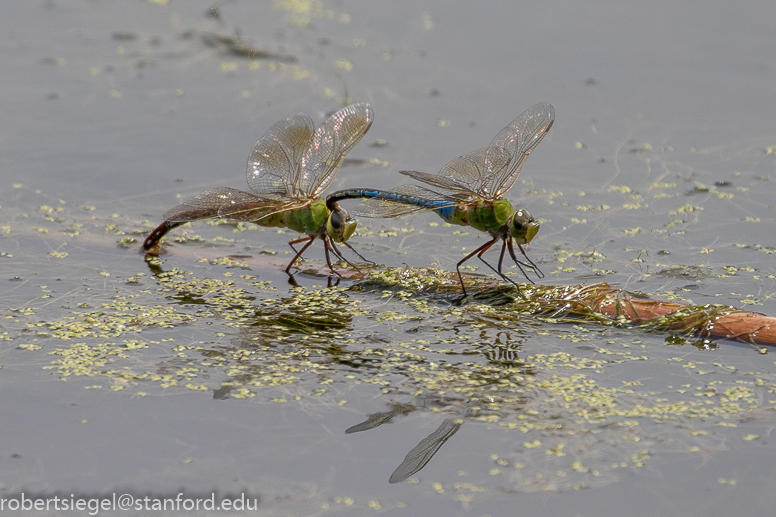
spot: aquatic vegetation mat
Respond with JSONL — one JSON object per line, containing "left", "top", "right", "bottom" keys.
{"left": 1, "top": 142, "right": 775, "bottom": 505}
{"left": 4, "top": 257, "right": 776, "bottom": 495}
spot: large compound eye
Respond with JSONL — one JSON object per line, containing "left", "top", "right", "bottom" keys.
{"left": 327, "top": 207, "right": 358, "bottom": 243}
{"left": 509, "top": 209, "right": 540, "bottom": 245}
{"left": 329, "top": 209, "right": 346, "bottom": 230}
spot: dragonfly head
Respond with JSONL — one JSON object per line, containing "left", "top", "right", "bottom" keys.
{"left": 327, "top": 204, "right": 357, "bottom": 243}
{"left": 508, "top": 209, "right": 540, "bottom": 245}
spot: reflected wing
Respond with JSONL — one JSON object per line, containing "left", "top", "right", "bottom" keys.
{"left": 345, "top": 411, "right": 396, "bottom": 434}
{"left": 161, "top": 187, "right": 258, "bottom": 222}
{"left": 301, "top": 103, "right": 374, "bottom": 198}
{"left": 352, "top": 184, "right": 457, "bottom": 219}
{"left": 345, "top": 403, "right": 416, "bottom": 433}
{"left": 246, "top": 113, "right": 316, "bottom": 198}
{"left": 388, "top": 419, "right": 462, "bottom": 484}
{"left": 483, "top": 101, "right": 554, "bottom": 197}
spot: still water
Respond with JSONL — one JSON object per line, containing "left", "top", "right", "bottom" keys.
{"left": 1, "top": 1, "right": 775, "bottom": 515}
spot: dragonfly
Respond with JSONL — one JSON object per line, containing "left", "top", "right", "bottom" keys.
{"left": 142, "top": 103, "right": 374, "bottom": 278}
{"left": 326, "top": 102, "right": 554, "bottom": 296}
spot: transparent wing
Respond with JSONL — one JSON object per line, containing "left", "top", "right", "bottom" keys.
{"left": 161, "top": 187, "right": 255, "bottom": 222}
{"left": 400, "top": 103, "right": 554, "bottom": 200}
{"left": 352, "top": 184, "right": 457, "bottom": 219}
{"left": 301, "top": 103, "right": 374, "bottom": 198}
{"left": 245, "top": 104, "right": 373, "bottom": 201}
{"left": 216, "top": 189, "right": 301, "bottom": 222}
{"left": 246, "top": 113, "right": 316, "bottom": 197}
{"left": 352, "top": 199, "right": 426, "bottom": 219}
{"left": 400, "top": 148, "right": 492, "bottom": 197}
{"left": 483, "top": 101, "right": 554, "bottom": 197}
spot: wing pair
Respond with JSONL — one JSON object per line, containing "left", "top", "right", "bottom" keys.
{"left": 352, "top": 102, "right": 554, "bottom": 218}
{"left": 161, "top": 103, "right": 374, "bottom": 225}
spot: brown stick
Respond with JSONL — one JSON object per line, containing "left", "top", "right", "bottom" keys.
{"left": 593, "top": 295, "right": 776, "bottom": 346}
{"left": 708, "top": 312, "right": 776, "bottom": 345}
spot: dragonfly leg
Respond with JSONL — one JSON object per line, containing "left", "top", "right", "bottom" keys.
{"left": 285, "top": 236, "right": 315, "bottom": 275}
{"left": 500, "top": 239, "right": 533, "bottom": 285}
{"left": 328, "top": 239, "right": 362, "bottom": 273}
{"left": 456, "top": 237, "right": 498, "bottom": 296}
{"left": 475, "top": 239, "right": 523, "bottom": 293}
{"left": 507, "top": 240, "right": 543, "bottom": 280}
{"left": 497, "top": 238, "right": 508, "bottom": 273}
{"left": 341, "top": 241, "right": 375, "bottom": 265}
{"left": 517, "top": 242, "right": 544, "bottom": 279}
{"left": 142, "top": 221, "right": 185, "bottom": 254}
{"left": 287, "top": 236, "right": 310, "bottom": 255}
{"left": 322, "top": 238, "right": 344, "bottom": 277}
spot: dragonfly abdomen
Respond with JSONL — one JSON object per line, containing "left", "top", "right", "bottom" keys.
{"left": 433, "top": 205, "right": 468, "bottom": 226}
{"left": 253, "top": 211, "right": 286, "bottom": 228}
{"left": 142, "top": 220, "right": 185, "bottom": 252}
{"left": 343, "top": 189, "right": 452, "bottom": 210}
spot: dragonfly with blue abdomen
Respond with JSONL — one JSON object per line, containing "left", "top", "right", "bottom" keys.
{"left": 143, "top": 103, "right": 374, "bottom": 278}
{"left": 326, "top": 102, "right": 554, "bottom": 296}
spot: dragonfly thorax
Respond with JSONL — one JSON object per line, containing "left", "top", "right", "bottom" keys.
{"left": 283, "top": 198, "right": 329, "bottom": 235}
{"left": 507, "top": 208, "right": 540, "bottom": 245}
{"left": 464, "top": 198, "right": 514, "bottom": 235}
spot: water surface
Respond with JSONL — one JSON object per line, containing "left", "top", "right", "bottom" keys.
{"left": 1, "top": 1, "right": 775, "bottom": 515}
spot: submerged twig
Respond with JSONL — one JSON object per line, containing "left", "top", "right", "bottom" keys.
{"left": 139, "top": 240, "right": 776, "bottom": 346}
{"left": 357, "top": 266, "right": 776, "bottom": 347}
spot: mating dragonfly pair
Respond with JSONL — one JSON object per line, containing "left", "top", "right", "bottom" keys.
{"left": 142, "top": 102, "right": 555, "bottom": 296}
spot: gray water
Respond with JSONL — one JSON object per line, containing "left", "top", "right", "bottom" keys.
{"left": 1, "top": 1, "right": 775, "bottom": 515}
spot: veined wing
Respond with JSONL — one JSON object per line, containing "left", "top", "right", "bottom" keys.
{"left": 483, "top": 101, "right": 554, "bottom": 197}
{"left": 388, "top": 418, "right": 462, "bottom": 484}
{"left": 160, "top": 187, "right": 269, "bottom": 222}
{"left": 246, "top": 113, "right": 316, "bottom": 198}
{"left": 216, "top": 189, "right": 304, "bottom": 222}
{"left": 400, "top": 147, "right": 490, "bottom": 197}
{"left": 344, "top": 403, "right": 415, "bottom": 433}
{"left": 300, "top": 103, "right": 374, "bottom": 198}
{"left": 345, "top": 411, "right": 396, "bottom": 434}
{"left": 400, "top": 103, "right": 554, "bottom": 200}
{"left": 351, "top": 184, "right": 457, "bottom": 219}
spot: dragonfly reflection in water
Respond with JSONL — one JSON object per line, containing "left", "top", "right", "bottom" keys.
{"left": 327, "top": 102, "right": 554, "bottom": 296}
{"left": 143, "top": 103, "right": 374, "bottom": 279}
{"left": 346, "top": 400, "right": 463, "bottom": 484}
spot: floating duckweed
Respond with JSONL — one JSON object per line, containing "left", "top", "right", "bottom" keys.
{"left": 569, "top": 461, "right": 589, "bottom": 473}
{"left": 2, "top": 201, "right": 772, "bottom": 496}
{"left": 609, "top": 186, "right": 632, "bottom": 194}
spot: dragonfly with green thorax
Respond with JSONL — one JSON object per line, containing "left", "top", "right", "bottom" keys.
{"left": 143, "top": 103, "right": 374, "bottom": 279}
{"left": 326, "top": 102, "right": 554, "bottom": 296}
